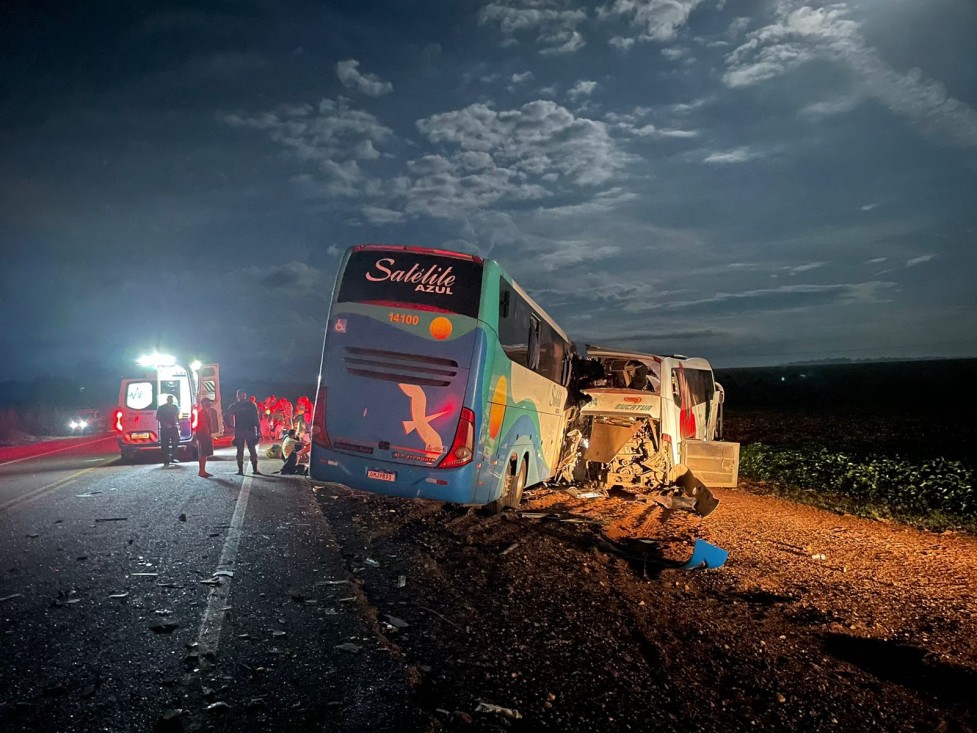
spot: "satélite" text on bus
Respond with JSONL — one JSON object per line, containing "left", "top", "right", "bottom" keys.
{"left": 364, "top": 257, "right": 456, "bottom": 294}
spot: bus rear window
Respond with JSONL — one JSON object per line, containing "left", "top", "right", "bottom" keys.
{"left": 337, "top": 249, "right": 482, "bottom": 318}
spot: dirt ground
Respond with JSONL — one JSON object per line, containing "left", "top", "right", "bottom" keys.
{"left": 312, "top": 424, "right": 977, "bottom": 731}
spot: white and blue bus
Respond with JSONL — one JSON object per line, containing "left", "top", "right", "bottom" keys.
{"left": 310, "top": 244, "right": 574, "bottom": 508}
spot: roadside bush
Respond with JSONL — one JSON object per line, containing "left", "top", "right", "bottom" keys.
{"left": 740, "top": 444, "right": 976, "bottom": 521}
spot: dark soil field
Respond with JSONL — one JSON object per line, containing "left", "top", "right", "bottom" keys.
{"left": 309, "top": 360, "right": 977, "bottom": 732}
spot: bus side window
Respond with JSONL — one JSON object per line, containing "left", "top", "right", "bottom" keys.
{"left": 498, "top": 278, "right": 529, "bottom": 365}
{"left": 527, "top": 316, "right": 540, "bottom": 371}
{"left": 499, "top": 289, "right": 510, "bottom": 318}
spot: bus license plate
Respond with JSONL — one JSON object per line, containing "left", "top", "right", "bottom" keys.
{"left": 132, "top": 432, "right": 152, "bottom": 439}
{"left": 367, "top": 469, "right": 396, "bottom": 482}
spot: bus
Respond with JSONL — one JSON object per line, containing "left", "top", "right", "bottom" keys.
{"left": 310, "top": 244, "right": 574, "bottom": 508}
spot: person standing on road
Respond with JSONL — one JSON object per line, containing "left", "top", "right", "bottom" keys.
{"left": 194, "top": 396, "right": 216, "bottom": 478}
{"left": 225, "top": 388, "right": 262, "bottom": 476}
{"left": 155, "top": 395, "right": 181, "bottom": 467}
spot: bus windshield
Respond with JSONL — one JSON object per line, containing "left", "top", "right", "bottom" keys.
{"left": 336, "top": 248, "right": 483, "bottom": 317}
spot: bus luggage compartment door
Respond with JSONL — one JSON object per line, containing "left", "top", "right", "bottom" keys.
{"left": 679, "top": 439, "right": 740, "bottom": 488}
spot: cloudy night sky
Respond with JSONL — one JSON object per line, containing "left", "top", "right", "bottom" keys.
{"left": 2, "top": 0, "right": 976, "bottom": 385}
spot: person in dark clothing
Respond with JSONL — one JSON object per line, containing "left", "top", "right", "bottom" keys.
{"left": 156, "top": 395, "right": 181, "bottom": 467}
{"left": 225, "top": 389, "right": 262, "bottom": 476}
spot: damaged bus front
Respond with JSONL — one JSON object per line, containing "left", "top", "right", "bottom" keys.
{"left": 558, "top": 347, "right": 739, "bottom": 515}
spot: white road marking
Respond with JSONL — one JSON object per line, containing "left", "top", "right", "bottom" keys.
{"left": 195, "top": 474, "right": 253, "bottom": 655}
{"left": 0, "top": 466, "right": 103, "bottom": 513}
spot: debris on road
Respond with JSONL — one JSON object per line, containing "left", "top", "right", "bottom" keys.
{"left": 365, "top": 558, "right": 381, "bottom": 567}
{"left": 475, "top": 702, "right": 523, "bottom": 720}
{"left": 159, "top": 708, "right": 184, "bottom": 723}
{"left": 107, "top": 591, "right": 129, "bottom": 599}
{"left": 500, "top": 542, "right": 519, "bottom": 556}
{"left": 384, "top": 614, "right": 409, "bottom": 629}
{"left": 94, "top": 517, "right": 128, "bottom": 522}
{"left": 335, "top": 642, "right": 361, "bottom": 653}
{"left": 131, "top": 572, "right": 158, "bottom": 577}
{"left": 178, "top": 513, "right": 186, "bottom": 522}
{"left": 397, "top": 575, "right": 407, "bottom": 588}
{"left": 199, "top": 577, "right": 221, "bottom": 586}
{"left": 214, "top": 570, "right": 234, "bottom": 578}
{"left": 0, "top": 593, "right": 23, "bottom": 603}
{"left": 205, "top": 701, "right": 231, "bottom": 713}
{"left": 75, "top": 492, "right": 102, "bottom": 498}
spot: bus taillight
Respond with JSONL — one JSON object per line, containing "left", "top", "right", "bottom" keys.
{"left": 439, "top": 407, "right": 475, "bottom": 469}
{"left": 312, "top": 387, "right": 331, "bottom": 449}
{"left": 113, "top": 409, "right": 124, "bottom": 433}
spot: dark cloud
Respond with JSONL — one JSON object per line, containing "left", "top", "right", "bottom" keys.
{"left": 1, "top": 0, "right": 975, "bottom": 383}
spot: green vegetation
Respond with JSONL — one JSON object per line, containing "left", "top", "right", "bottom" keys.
{"left": 739, "top": 444, "right": 977, "bottom": 532}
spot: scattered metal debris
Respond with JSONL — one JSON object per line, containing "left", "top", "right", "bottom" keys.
{"left": 108, "top": 591, "right": 129, "bottom": 599}
{"left": 500, "top": 542, "right": 519, "bottom": 556}
{"left": 475, "top": 702, "right": 523, "bottom": 720}
{"left": 335, "top": 642, "right": 361, "bottom": 653}
{"left": 95, "top": 517, "right": 128, "bottom": 522}
{"left": 0, "top": 593, "right": 23, "bottom": 603}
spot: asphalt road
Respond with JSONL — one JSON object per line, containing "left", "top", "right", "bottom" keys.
{"left": 0, "top": 438, "right": 425, "bottom": 732}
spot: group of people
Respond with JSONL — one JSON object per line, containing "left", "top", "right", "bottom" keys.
{"left": 257, "top": 394, "right": 313, "bottom": 440}
{"left": 156, "top": 389, "right": 309, "bottom": 479}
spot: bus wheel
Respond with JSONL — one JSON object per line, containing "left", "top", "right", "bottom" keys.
{"left": 119, "top": 449, "right": 132, "bottom": 464}
{"left": 501, "top": 457, "right": 527, "bottom": 509}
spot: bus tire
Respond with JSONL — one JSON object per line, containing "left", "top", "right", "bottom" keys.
{"left": 119, "top": 449, "right": 133, "bottom": 464}
{"left": 503, "top": 456, "right": 527, "bottom": 509}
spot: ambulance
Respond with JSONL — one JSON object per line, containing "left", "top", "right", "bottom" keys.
{"left": 112, "top": 354, "right": 224, "bottom": 462}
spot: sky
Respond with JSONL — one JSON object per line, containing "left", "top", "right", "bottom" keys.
{"left": 1, "top": 0, "right": 976, "bottom": 386}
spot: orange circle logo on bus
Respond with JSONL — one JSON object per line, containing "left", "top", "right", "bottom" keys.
{"left": 623, "top": 396, "right": 642, "bottom": 403}
{"left": 430, "top": 317, "right": 452, "bottom": 340}
{"left": 488, "top": 377, "right": 506, "bottom": 439}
